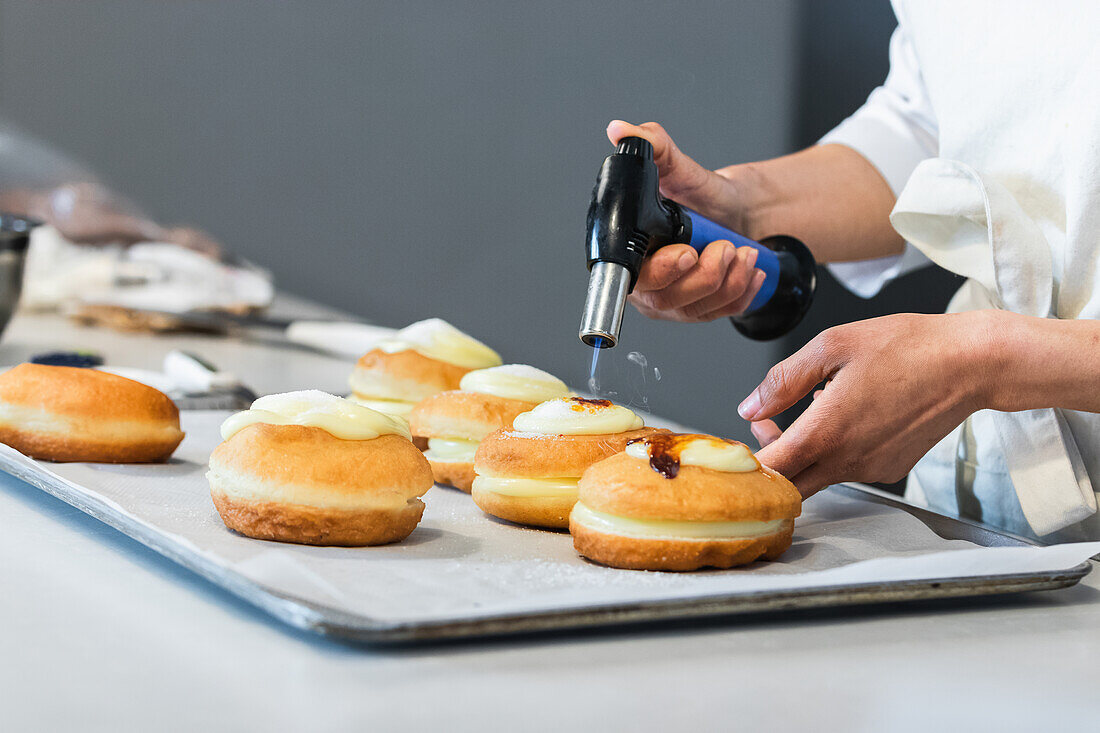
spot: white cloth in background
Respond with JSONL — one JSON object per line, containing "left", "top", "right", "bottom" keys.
{"left": 819, "top": 0, "right": 1100, "bottom": 539}
{"left": 22, "top": 225, "right": 273, "bottom": 313}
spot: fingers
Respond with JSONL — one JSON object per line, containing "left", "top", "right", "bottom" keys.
{"left": 605, "top": 120, "right": 734, "bottom": 213}
{"left": 681, "top": 246, "right": 757, "bottom": 316}
{"left": 631, "top": 240, "right": 731, "bottom": 313}
{"left": 750, "top": 419, "right": 782, "bottom": 448}
{"left": 738, "top": 328, "right": 848, "bottom": 421}
{"left": 629, "top": 242, "right": 763, "bottom": 322}
{"left": 754, "top": 416, "right": 817, "bottom": 482}
{"left": 701, "top": 269, "right": 765, "bottom": 320}
{"left": 692, "top": 249, "right": 764, "bottom": 319}
{"left": 607, "top": 120, "right": 658, "bottom": 147}
{"left": 753, "top": 386, "right": 854, "bottom": 497}
{"left": 633, "top": 244, "right": 698, "bottom": 293}
{"left": 785, "top": 463, "right": 836, "bottom": 499}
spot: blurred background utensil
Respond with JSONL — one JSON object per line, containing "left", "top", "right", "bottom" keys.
{"left": 102, "top": 349, "right": 260, "bottom": 410}
{"left": 0, "top": 214, "right": 37, "bottom": 340}
{"left": 59, "top": 302, "right": 396, "bottom": 359}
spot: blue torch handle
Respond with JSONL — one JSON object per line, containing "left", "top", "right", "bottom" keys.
{"left": 684, "top": 208, "right": 778, "bottom": 313}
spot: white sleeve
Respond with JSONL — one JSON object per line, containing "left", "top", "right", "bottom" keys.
{"left": 820, "top": 24, "right": 939, "bottom": 298}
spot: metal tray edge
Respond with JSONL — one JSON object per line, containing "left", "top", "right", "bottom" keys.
{"left": 3, "top": 460, "right": 1092, "bottom": 645}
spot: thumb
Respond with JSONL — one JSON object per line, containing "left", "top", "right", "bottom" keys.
{"left": 606, "top": 120, "right": 737, "bottom": 216}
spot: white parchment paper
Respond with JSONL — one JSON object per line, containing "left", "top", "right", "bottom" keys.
{"left": 3, "top": 411, "right": 1097, "bottom": 625}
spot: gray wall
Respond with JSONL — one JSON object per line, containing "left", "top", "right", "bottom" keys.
{"left": 0, "top": 0, "right": 798, "bottom": 439}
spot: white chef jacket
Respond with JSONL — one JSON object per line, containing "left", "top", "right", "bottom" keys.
{"left": 820, "top": 0, "right": 1100, "bottom": 541}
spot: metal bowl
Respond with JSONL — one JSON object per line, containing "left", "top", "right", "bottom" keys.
{"left": 0, "top": 215, "right": 37, "bottom": 339}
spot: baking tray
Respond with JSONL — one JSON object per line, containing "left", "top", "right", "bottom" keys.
{"left": 0, "top": 413, "right": 1092, "bottom": 645}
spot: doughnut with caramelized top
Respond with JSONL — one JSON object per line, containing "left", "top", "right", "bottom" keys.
{"left": 471, "top": 396, "right": 666, "bottom": 529}
{"left": 0, "top": 363, "right": 183, "bottom": 462}
{"left": 570, "top": 433, "right": 802, "bottom": 571}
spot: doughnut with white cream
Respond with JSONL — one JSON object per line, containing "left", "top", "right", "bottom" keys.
{"left": 208, "top": 390, "right": 432, "bottom": 546}
{"left": 409, "top": 365, "right": 570, "bottom": 492}
{"left": 348, "top": 318, "right": 502, "bottom": 421}
{"left": 471, "top": 397, "right": 665, "bottom": 529}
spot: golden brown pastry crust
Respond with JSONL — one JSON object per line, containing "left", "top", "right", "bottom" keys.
{"left": 210, "top": 425, "right": 431, "bottom": 500}
{"left": 351, "top": 348, "right": 471, "bottom": 403}
{"left": 428, "top": 459, "right": 476, "bottom": 493}
{"left": 569, "top": 438, "right": 802, "bottom": 570}
{"left": 474, "top": 427, "right": 667, "bottom": 478}
{"left": 211, "top": 492, "right": 425, "bottom": 546}
{"left": 578, "top": 451, "right": 802, "bottom": 522}
{"left": 208, "top": 423, "right": 432, "bottom": 546}
{"left": 0, "top": 363, "right": 179, "bottom": 421}
{"left": 0, "top": 363, "right": 183, "bottom": 462}
{"left": 470, "top": 489, "right": 576, "bottom": 530}
{"left": 569, "top": 518, "right": 794, "bottom": 571}
{"left": 408, "top": 390, "right": 534, "bottom": 442}
{"left": 0, "top": 427, "right": 181, "bottom": 464}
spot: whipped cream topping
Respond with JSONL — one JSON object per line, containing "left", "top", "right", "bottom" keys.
{"left": 458, "top": 364, "right": 570, "bottom": 403}
{"left": 376, "top": 318, "right": 502, "bottom": 369}
{"left": 571, "top": 502, "right": 783, "bottom": 540}
{"left": 220, "top": 390, "right": 411, "bottom": 441}
{"left": 625, "top": 435, "right": 759, "bottom": 473}
{"left": 511, "top": 397, "right": 642, "bottom": 436}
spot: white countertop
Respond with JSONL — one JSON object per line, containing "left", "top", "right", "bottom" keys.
{"left": 1, "top": 298, "right": 1098, "bottom": 732}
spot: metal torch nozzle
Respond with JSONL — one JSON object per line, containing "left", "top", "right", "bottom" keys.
{"left": 579, "top": 261, "right": 631, "bottom": 348}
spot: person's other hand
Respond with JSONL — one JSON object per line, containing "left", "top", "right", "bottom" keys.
{"left": 606, "top": 120, "right": 763, "bottom": 322}
{"left": 739, "top": 312, "right": 996, "bottom": 497}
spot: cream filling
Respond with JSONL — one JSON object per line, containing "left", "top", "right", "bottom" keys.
{"left": 220, "top": 390, "right": 411, "bottom": 441}
{"left": 571, "top": 502, "right": 784, "bottom": 540}
{"left": 423, "top": 437, "right": 479, "bottom": 463}
{"left": 207, "top": 465, "right": 417, "bottom": 511}
{"left": 347, "top": 395, "right": 416, "bottom": 418}
{"left": 625, "top": 437, "right": 759, "bottom": 472}
{"left": 458, "top": 364, "right": 570, "bottom": 403}
{"left": 0, "top": 402, "right": 181, "bottom": 443}
{"left": 376, "top": 318, "right": 502, "bottom": 369}
{"left": 511, "top": 397, "right": 642, "bottom": 435}
{"left": 471, "top": 475, "right": 580, "bottom": 499}
{"left": 347, "top": 368, "right": 436, "bottom": 406}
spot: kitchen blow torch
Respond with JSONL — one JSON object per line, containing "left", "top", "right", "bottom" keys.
{"left": 578, "top": 136, "right": 816, "bottom": 348}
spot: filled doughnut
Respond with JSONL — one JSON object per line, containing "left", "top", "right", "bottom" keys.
{"left": 570, "top": 433, "right": 802, "bottom": 570}
{"left": 408, "top": 364, "right": 570, "bottom": 492}
{"left": 348, "top": 318, "right": 501, "bottom": 423}
{"left": 472, "top": 397, "right": 665, "bottom": 529}
{"left": 0, "top": 363, "right": 183, "bottom": 462}
{"left": 208, "top": 390, "right": 432, "bottom": 546}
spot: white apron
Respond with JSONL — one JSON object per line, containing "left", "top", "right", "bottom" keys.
{"left": 881, "top": 1, "right": 1100, "bottom": 540}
